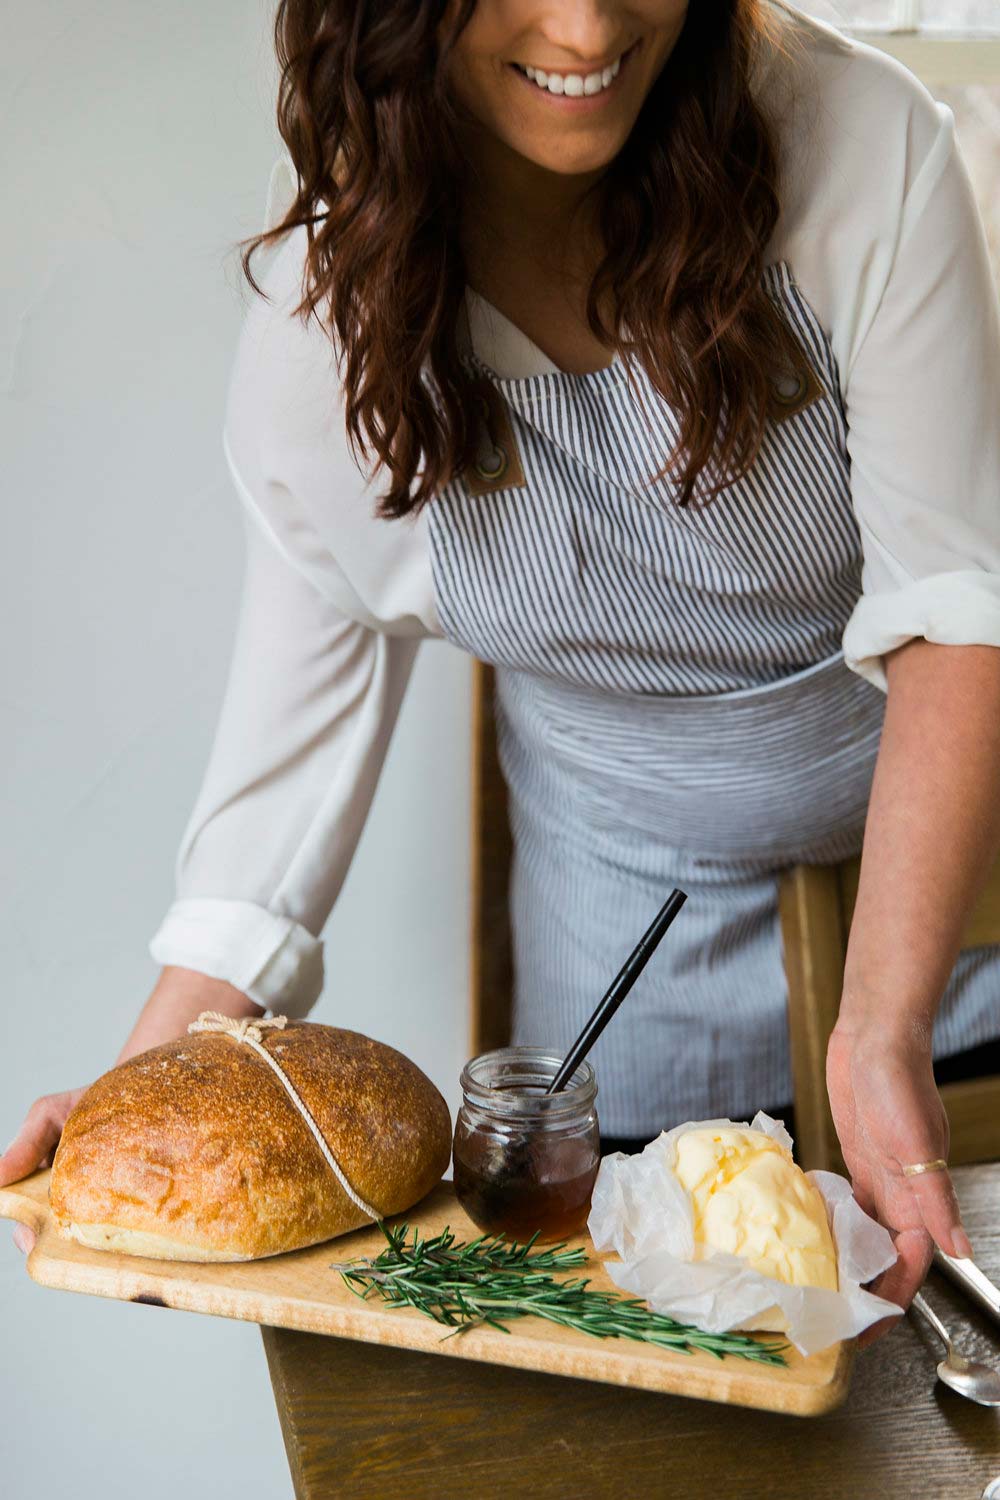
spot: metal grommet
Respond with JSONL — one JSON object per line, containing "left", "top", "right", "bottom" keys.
{"left": 474, "top": 444, "right": 508, "bottom": 481}
{"left": 771, "top": 368, "right": 807, "bottom": 406}
{"left": 470, "top": 387, "right": 508, "bottom": 481}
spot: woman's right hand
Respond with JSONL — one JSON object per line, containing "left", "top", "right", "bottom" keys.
{"left": 1, "top": 966, "right": 265, "bottom": 1255}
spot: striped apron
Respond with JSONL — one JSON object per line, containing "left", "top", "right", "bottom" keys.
{"left": 426, "top": 260, "right": 1000, "bottom": 1136}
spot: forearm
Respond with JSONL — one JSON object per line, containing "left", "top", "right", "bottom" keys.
{"left": 116, "top": 965, "right": 265, "bottom": 1064}
{"left": 837, "top": 639, "right": 1000, "bottom": 1044}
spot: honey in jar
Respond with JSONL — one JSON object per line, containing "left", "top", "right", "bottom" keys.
{"left": 452, "top": 1047, "right": 600, "bottom": 1243}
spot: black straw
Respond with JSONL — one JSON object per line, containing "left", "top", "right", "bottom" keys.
{"left": 545, "top": 888, "right": 688, "bottom": 1095}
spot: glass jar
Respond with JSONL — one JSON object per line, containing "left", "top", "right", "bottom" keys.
{"left": 452, "top": 1047, "right": 601, "bottom": 1243}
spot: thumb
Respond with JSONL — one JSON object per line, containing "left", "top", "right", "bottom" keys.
{"left": 0, "top": 1090, "right": 83, "bottom": 1188}
{"left": 2, "top": 1136, "right": 46, "bottom": 1254}
{"left": 0, "top": 1123, "right": 58, "bottom": 1188}
{"left": 12, "top": 1223, "right": 36, "bottom": 1256}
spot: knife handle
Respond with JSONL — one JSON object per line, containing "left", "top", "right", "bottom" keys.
{"left": 932, "top": 1245, "right": 1000, "bottom": 1328}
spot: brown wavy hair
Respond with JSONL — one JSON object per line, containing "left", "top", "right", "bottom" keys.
{"left": 238, "top": 0, "right": 808, "bottom": 517}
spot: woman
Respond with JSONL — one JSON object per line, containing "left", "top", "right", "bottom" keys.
{"left": 5, "top": 0, "right": 1000, "bottom": 1348}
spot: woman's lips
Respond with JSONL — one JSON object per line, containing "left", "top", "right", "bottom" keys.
{"left": 507, "top": 40, "right": 640, "bottom": 109}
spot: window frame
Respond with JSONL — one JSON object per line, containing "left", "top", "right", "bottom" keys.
{"left": 834, "top": 0, "right": 1000, "bottom": 85}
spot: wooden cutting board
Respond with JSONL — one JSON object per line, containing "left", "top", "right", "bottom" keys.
{"left": 1, "top": 1168, "right": 854, "bottom": 1416}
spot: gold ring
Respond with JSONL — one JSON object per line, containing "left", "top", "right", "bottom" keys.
{"left": 901, "top": 1158, "right": 948, "bottom": 1177}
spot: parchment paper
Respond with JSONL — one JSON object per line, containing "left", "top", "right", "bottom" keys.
{"left": 587, "top": 1111, "right": 905, "bottom": 1356}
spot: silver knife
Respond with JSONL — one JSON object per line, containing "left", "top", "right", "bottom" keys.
{"left": 932, "top": 1245, "right": 1000, "bottom": 1329}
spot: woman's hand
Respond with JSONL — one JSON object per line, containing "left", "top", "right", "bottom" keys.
{"left": 1, "top": 1089, "right": 89, "bottom": 1252}
{"left": 825, "top": 1020, "right": 973, "bottom": 1349}
{"left": 1, "top": 966, "right": 264, "bottom": 1256}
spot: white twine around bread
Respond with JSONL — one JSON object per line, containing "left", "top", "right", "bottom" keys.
{"left": 187, "top": 1011, "right": 380, "bottom": 1221}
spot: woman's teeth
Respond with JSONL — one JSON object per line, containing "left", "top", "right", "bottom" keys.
{"left": 514, "top": 50, "right": 625, "bottom": 98}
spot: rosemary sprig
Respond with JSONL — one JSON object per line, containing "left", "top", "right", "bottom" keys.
{"left": 331, "top": 1221, "right": 789, "bottom": 1366}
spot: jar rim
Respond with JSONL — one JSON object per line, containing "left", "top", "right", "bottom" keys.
{"left": 459, "top": 1046, "right": 597, "bottom": 1121}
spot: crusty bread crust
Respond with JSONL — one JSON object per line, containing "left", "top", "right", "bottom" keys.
{"left": 49, "top": 1023, "right": 452, "bottom": 1261}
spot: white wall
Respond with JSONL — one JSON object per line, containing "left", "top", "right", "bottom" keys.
{"left": 1, "top": 4, "right": 471, "bottom": 1494}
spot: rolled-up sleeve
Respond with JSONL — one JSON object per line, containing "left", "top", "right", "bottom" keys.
{"left": 148, "top": 476, "right": 420, "bottom": 1016}
{"left": 148, "top": 148, "right": 436, "bottom": 1017}
{"left": 840, "top": 96, "right": 1000, "bottom": 691}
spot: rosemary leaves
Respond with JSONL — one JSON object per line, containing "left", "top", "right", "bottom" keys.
{"left": 332, "top": 1222, "right": 789, "bottom": 1366}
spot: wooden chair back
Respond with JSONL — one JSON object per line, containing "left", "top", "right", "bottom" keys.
{"left": 470, "top": 661, "right": 514, "bottom": 1054}
{"left": 780, "top": 860, "right": 1000, "bottom": 1172}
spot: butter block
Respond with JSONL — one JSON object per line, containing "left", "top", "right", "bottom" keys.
{"left": 672, "top": 1126, "right": 838, "bottom": 1290}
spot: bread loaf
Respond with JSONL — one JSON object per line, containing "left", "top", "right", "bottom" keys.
{"left": 49, "top": 1020, "right": 452, "bottom": 1261}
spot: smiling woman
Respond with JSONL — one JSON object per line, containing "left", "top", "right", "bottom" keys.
{"left": 241, "top": 0, "right": 812, "bottom": 517}
{"left": 158, "top": 0, "right": 1000, "bottom": 1315}
{"left": 8, "top": 0, "right": 1000, "bottom": 1357}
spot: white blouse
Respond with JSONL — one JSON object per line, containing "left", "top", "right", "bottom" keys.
{"left": 149, "top": 3, "right": 1000, "bottom": 1017}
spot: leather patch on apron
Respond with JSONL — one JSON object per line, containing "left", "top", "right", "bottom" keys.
{"left": 767, "top": 352, "right": 826, "bottom": 424}
{"left": 460, "top": 377, "right": 528, "bottom": 498}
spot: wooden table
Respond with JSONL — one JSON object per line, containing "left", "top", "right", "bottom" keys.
{"left": 263, "top": 1163, "right": 1000, "bottom": 1499}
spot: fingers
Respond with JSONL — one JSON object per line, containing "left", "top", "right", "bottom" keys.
{"left": 856, "top": 1311, "right": 903, "bottom": 1351}
{"left": 3, "top": 1099, "right": 72, "bottom": 1256}
{"left": 906, "top": 1166, "right": 973, "bottom": 1259}
{"left": 846, "top": 1171, "right": 878, "bottom": 1221}
{"left": 0, "top": 1114, "right": 58, "bottom": 1187}
{"left": 0, "top": 1094, "right": 75, "bottom": 1188}
{"left": 3, "top": 1092, "right": 86, "bottom": 1255}
{"left": 12, "top": 1224, "right": 36, "bottom": 1255}
{"left": 877, "top": 1224, "right": 933, "bottom": 1301}
{"left": 3, "top": 1133, "right": 46, "bottom": 1254}
{"left": 856, "top": 1224, "right": 936, "bottom": 1350}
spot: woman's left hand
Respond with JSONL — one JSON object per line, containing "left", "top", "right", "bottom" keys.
{"left": 825, "top": 1020, "right": 974, "bottom": 1349}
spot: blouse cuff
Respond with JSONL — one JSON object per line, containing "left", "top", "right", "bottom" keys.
{"left": 148, "top": 897, "right": 324, "bottom": 1019}
{"left": 842, "top": 571, "right": 1000, "bottom": 693}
